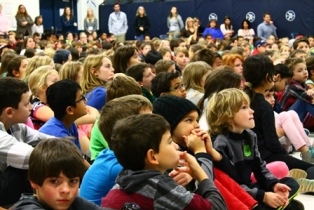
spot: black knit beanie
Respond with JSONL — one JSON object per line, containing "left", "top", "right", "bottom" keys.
{"left": 153, "top": 95, "right": 200, "bottom": 132}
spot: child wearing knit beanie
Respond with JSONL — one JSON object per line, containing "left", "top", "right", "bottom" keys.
{"left": 153, "top": 95, "right": 261, "bottom": 210}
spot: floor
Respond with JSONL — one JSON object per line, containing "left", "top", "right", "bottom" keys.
{"left": 290, "top": 137, "right": 314, "bottom": 210}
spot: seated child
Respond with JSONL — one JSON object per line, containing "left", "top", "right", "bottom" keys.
{"left": 12, "top": 138, "right": 103, "bottom": 209}
{"left": 153, "top": 95, "right": 261, "bottom": 209}
{"left": 39, "top": 80, "right": 87, "bottom": 151}
{"left": 305, "top": 56, "right": 314, "bottom": 89}
{"left": 155, "top": 59, "right": 176, "bottom": 75}
{"left": 182, "top": 61, "right": 212, "bottom": 105}
{"left": 265, "top": 88, "right": 314, "bottom": 163}
{"left": 126, "top": 63, "right": 156, "bottom": 103}
{"left": 28, "top": 65, "right": 59, "bottom": 130}
{"left": 151, "top": 71, "right": 186, "bottom": 98}
{"left": 207, "top": 88, "right": 302, "bottom": 210}
{"left": 89, "top": 74, "right": 142, "bottom": 161}
{"left": 280, "top": 58, "right": 314, "bottom": 130}
{"left": 101, "top": 114, "right": 226, "bottom": 209}
{"left": 80, "top": 95, "right": 152, "bottom": 205}
{"left": 0, "top": 78, "right": 53, "bottom": 207}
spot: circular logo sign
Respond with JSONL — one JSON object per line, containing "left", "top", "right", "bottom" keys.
{"left": 285, "top": 10, "right": 296, "bottom": 21}
{"left": 208, "top": 13, "right": 218, "bottom": 21}
{"left": 246, "top": 12, "right": 255, "bottom": 22}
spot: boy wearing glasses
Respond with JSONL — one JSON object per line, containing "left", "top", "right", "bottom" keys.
{"left": 151, "top": 71, "right": 186, "bottom": 98}
{"left": 39, "top": 80, "right": 87, "bottom": 151}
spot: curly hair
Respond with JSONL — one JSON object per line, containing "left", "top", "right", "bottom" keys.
{"left": 207, "top": 88, "right": 250, "bottom": 135}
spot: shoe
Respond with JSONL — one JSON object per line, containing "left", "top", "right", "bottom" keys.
{"left": 289, "top": 169, "right": 307, "bottom": 180}
{"left": 284, "top": 199, "right": 304, "bottom": 210}
{"left": 300, "top": 150, "right": 314, "bottom": 163}
{"left": 297, "top": 178, "right": 314, "bottom": 193}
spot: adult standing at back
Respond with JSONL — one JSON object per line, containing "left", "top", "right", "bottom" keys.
{"left": 60, "top": 6, "right": 77, "bottom": 34}
{"left": 133, "top": 6, "right": 150, "bottom": 41}
{"left": 0, "top": 4, "right": 10, "bottom": 37}
{"left": 167, "top": 7, "right": 184, "bottom": 40}
{"left": 108, "top": 3, "right": 128, "bottom": 42}
{"left": 32, "top": 15, "right": 44, "bottom": 37}
{"left": 84, "top": 8, "right": 97, "bottom": 35}
{"left": 15, "top": 5, "right": 33, "bottom": 36}
{"left": 257, "top": 13, "right": 277, "bottom": 40}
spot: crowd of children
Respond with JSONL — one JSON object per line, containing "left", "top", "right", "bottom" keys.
{"left": 2, "top": 4, "right": 314, "bottom": 209}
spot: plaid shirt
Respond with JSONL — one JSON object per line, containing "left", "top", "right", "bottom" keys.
{"left": 0, "top": 122, "right": 53, "bottom": 171}
{"left": 279, "top": 79, "right": 313, "bottom": 111}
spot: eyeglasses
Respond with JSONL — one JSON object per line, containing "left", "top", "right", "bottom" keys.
{"left": 75, "top": 95, "right": 86, "bottom": 103}
{"left": 170, "top": 83, "right": 186, "bottom": 92}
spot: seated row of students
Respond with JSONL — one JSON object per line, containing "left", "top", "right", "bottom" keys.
{"left": 0, "top": 55, "right": 310, "bottom": 209}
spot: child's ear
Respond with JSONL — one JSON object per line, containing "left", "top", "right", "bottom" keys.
{"left": 146, "top": 149, "right": 159, "bottom": 166}
{"left": 66, "top": 106, "right": 74, "bottom": 115}
{"left": 30, "top": 180, "right": 39, "bottom": 190}
{"left": 90, "top": 68, "right": 98, "bottom": 76}
{"left": 273, "top": 74, "right": 281, "bottom": 82}
{"left": 160, "top": 92, "right": 168, "bottom": 96}
{"left": 12, "top": 70, "right": 20, "bottom": 78}
{"left": 138, "top": 81, "right": 143, "bottom": 87}
{"left": 3, "top": 107, "right": 14, "bottom": 119}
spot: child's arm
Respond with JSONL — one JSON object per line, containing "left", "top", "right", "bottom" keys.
{"left": 176, "top": 152, "right": 227, "bottom": 209}
{"left": 195, "top": 129, "right": 222, "bottom": 161}
{"left": 75, "top": 106, "right": 99, "bottom": 126}
{"left": 34, "top": 105, "right": 54, "bottom": 122}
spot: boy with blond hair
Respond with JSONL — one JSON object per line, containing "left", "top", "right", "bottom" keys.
{"left": 207, "top": 88, "right": 302, "bottom": 210}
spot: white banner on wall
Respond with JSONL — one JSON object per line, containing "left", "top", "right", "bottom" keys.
{"left": 77, "top": 0, "right": 101, "bottom": 31}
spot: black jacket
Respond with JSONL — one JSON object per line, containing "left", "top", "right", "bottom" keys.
{"left": 133, "top": 16, "right": 150, "bottom": 36}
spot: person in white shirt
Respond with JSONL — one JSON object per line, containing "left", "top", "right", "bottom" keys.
{"left": 220, "top": 16, "right": 234, "bottom": 39}
{"left": 108, "top": 3, "right": 128, "bottom": 42}
{"left": 238, "top": 19, "right": 255, "bottom": 40}
{"left": 32, "top": 15, "right": 44, "bottom": 37}
{"left": 0, "top": 4, "right": 10, "bottom": 37}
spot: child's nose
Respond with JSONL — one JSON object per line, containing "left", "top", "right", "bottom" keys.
{"left": 60, "top": 183, "right": 70, "bottom": 193}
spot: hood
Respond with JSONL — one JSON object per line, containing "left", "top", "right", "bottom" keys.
{"left": 12, "top": 195, "right": 53, "bottom": 210}
{"left": 116, "top": 169, "right": 162, "bottom": 192}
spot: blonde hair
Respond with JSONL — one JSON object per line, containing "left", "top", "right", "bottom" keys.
{"left": 85, "top": 8, "right": 95, "bottom": 21}
{"left": 44, "top": 48, "right": 56, "bottom": 58}
{"left": 185, "top": 17, "right": 193, "bottom": 30}
{"left": 136, "top": 6, "right": 146, "bottom": 17}
{"left": 182, "top": 61, "right": 212, "bottom": 92}
{"left": 174, "top": 47, "right": 188, "bottom": 56}
{"left": 207, "top": 88, "right": 250, "bottom": 134}
{"left": 28, "top": 65, "right": 59, "bottom": 97}
{"left": 59, "top": 61, "right": 82, "bottom": 82}
{"left": 81, "top": 54, "right": 109, "bottom": 94}
{"left": 280, "top": 44, "right": 290, "bottom": 52}
{"left": 23, "top": 55, "right": 53, "bottom": 84}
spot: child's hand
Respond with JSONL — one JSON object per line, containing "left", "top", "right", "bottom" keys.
{"left": 306, "top": 89, "right": 314, "bottom": 96}
{"left": 169, "top": 169, "right": 193, "bottom": 186}
{"left": 273, "top": 183, "right": 290, "bottom": 207}
{"left": 175, "top": 152, "right": 208, "bottom": 182}
{"left": 263, "top": 192, "right": 287, "bottom": 208}
{"left": 195, "top": 129, "right": 214, "bottom": 154}
{"left": 183, "top": 131, "right": 206, "bottom": 154}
